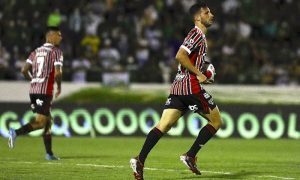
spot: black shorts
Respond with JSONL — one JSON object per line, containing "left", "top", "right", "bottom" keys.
{"left": 30, "top": 94, "right": 53, "bottom": 116}
{"left": 164, "top": 89, "right": 216, "bottom": 115}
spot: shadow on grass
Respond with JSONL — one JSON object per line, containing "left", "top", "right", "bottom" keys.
{"left": 169, "top": 171, "right": 260, "bottom": 179}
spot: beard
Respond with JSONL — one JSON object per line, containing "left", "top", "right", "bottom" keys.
{"left": 204, "top": 20, "right": 213, "bottom": 27}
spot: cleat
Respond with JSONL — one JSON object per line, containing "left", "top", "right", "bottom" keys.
{"left": 8, "top": 128, "right": 17, "bottom": 149}
{"left": 130, "top": 156, "right": 144, "bottom": 180}
{"left": 45, "top": 154, "right": 60, "bottom": 160}
{"left": 180, "top": 154, "right": 201, "bottom": 175}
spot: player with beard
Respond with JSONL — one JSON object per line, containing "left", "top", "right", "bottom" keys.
{"left": 130, "top": 2, "right": 222, "bottom": 179}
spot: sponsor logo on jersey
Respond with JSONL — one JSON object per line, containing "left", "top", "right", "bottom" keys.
{"left": 165, "top": 98, "right": 171, "bottom": 105}
{"left": 36, "top": 99, "right": 44, "bottom": 106}
{"left": 187, "top": 39, "right": 194, "bottom": 45}
{"left": 188, "top": 105, "right": 198, "bottom": 111}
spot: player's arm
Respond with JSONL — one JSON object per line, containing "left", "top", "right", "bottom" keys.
{"left": 21, "top": 63, "right": 32, "bottom": 81}
{"left": 175, "top": 48, "right": 207, "bottom": 83}
{"left": 54, "top": 65, "right": 62, "bottom": 98}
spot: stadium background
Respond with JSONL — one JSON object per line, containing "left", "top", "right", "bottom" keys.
{"left": 1, "top": 0, "right": 299, "bottom": 84}
{"left": 0, "top": 0, "right": 299, "bottom": 179}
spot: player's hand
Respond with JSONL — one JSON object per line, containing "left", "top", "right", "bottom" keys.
{"left": 204, "top": 78, "right": 214, "bottom": 84}
{"left": 196, "top": 73, "right": 207, "bottom": 83}
{"left": 202, "top": 63, "right": 216, "bottom": 84}
{"left": 55, "top": 88, "right": 61, "bottom": 98}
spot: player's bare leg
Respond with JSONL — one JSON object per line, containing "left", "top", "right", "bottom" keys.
{"left": 43, "top": 116, "right": 59, "bottom": 160}
{"left": 31, "top": 113, "right": 49, "bottom": 129}
{"left": 181, "top": 106, "right": 222, "bottom": 175}
{"left": 155, "top": 109, "right": 183, "bottom": 133}
{"left": 130, "top": 109, "right": 182, "bottom": 180}
{"left": 8, "top": 113, "right": 48, "bottom": 149}
{"left": 203, "top": 106, "right": 222, "bottom": 130}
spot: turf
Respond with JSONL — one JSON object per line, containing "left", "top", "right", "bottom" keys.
{"left": 0, "top": 137, "right": 299, "bottom": 179}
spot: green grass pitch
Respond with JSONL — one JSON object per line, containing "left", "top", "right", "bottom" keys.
{"left": 0, "top": 137, "right": 299, "bottom": 179}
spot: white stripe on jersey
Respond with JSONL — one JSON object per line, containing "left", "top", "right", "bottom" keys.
{"left": 29, "top": 43, "right": 63, "bottom": 95}
{"left": 26, "top": 59, "right": 32, "bottom": 64}
{"left": 54, "top": 62, "right": 63, "bottom": 66}
{"left": 170, "top": 26, "right": 207, "bottom": 95}
{"left": 180, "top": 45, "right": 191, "bottom": 54}
{"left": 31, "top": 78, "right": 45, "bottom": 83}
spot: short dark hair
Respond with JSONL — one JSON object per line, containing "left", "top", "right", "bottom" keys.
{"left": 46, "top": 26, "right": 60, "bottom": 34}
{"left": 189, "top": 2, "right": 208, "bottom": 17}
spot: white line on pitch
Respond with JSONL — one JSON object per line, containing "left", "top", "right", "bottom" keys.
{"left": 75, "top": 163, "right": 231, "bottom": 175}
{"left": 76, "top": 163, "right": 124, "bottom": 168}
{"left": 1, "top": 161, "right": 295, "bottom": 179}
{"left": 43, "top": 162, "right": 62, "bottom": 165}
{"left": 12, "top": 161, "right": 34, "bottom": 164}
{"left": 144, "top": 167, "right": 231, "bottom": 175}
{"left": 75, "top": 164, "right": 296, "bottom": 179}
{"left": 257, "top": 175, "right": 295, "bottom": 180}
{"left": 202, "top": 170, "right": 231, "bottom": 175}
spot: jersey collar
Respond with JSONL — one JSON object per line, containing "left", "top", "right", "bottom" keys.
{"left": 43, "top": 43, "right": 54, "bottom": 47}
{"left": 195, "top": 26, "right": 203, "bottom": 33}
{"left": 195, "top": 26, "right": 205, "bottom": 37}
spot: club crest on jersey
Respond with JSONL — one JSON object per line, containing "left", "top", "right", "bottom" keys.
{"left": 188, "top": 105, "right": 198, "bottom": 111}
{"left": 36, "top": 99, "right": 44, "bottom": 106}
{"left": 186, "top": 39, "right": 194, "bottom": 46}
{"left": 165, "top": 98, "right": 171, "bottom": 105}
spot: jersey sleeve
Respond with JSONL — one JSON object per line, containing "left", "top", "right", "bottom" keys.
{"left": 26, "top": 51, "right": 36, "bottom": 64}
{"left": 180, "top": 28, "right": 204, "bottom": 54}
{"left": 53, "top": 49, "right": 63, "bottom": 67}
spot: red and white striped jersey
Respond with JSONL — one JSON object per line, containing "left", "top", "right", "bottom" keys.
{"left": 170, "top": 26, "right": 207, "bottom": 95}
{"left": 27, "top": 43, "right": 63, "bottom": 96}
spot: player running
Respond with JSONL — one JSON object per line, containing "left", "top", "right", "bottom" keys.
{"left": 130, "top": 2, "right": 222, "bottom": 179}
{"left": 8, "top": 26, "right": 63, "bottom": 160}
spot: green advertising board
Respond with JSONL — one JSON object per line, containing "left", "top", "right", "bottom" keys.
{"left": 0, "top": 103, "right": 299, "bottom": 139}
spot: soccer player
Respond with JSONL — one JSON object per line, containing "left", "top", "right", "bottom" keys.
{"left": 8, "top": 26, "right": 63, "bottom": 160}
{"left": 130, "top": 2, "right": 222, "bottom": 179}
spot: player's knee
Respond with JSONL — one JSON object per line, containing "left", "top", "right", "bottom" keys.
{"left": 210, "top": 118, "right": 222, "bottom": 130}
{"left": 34, "top": 119, "right": 48, "bottom": 129}
{"left": 37, "top": 121, "right": 46, "bottom": 129}
{"left": 208, "top": 107, "right": 223, "bottom": 130}
{"left": 156, "top": 122, "right": 172, "bottom": 133}
{"left": 165, "top": 123, "right": 173, "bottom": 132}
{"left": 46, "top": 119, "right": 52, "bottom": 127}
{"left": 211, "top": 117, "right": 222, "bottom": 130}
{"left": 43, "top": 129, "right": 52, "bottom": 135}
